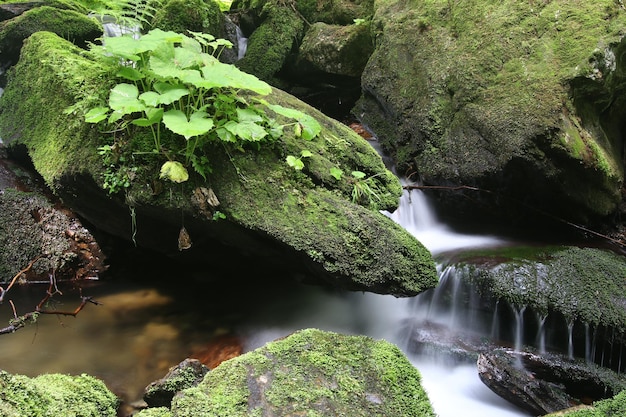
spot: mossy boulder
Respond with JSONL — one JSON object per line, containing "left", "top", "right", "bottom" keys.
{"left": 296, "top": 21, "right": 373, "bottom": 77}
{"left": 356, "top": 0, "right": 626, "bottom": 226}
{"left": 0, "top": 31, "right": 437, "bottom": 296}
{"left": 235, "top": 1, "right": 305, "bottom": 83}
{"left": 458, "top": 245, "right": 626, "bottom": 330}
{"left": 233, "top": 0, "right": 375, "bottom": 86}
{"left": 0, "top": 371, "right": 119, "bottom": 416}
{"left": 168, "top": 328, "right": 434, "bottom": 416}
{"left": 150, "top": 0, "right": 224, "bottom": 36}
{"left": 0, "top": 5, "right": 101, "bottom": 65}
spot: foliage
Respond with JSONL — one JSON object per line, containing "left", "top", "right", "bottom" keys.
{"left": 85, "top": 29, "right": 321, "bottom": 192}
{"left": 81, "top": 0, "right": 161, "bottom": 31}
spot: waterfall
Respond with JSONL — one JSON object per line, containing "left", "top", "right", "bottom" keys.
{"left": 385, "top": 179, "right": 504, "bottom": 256}
{"left": 235, "top": 26, "right": 248, "bottom": 60}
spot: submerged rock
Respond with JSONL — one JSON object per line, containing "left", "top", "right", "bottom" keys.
{"left": 169, "top": 328, "right": 435, "bottom": 416}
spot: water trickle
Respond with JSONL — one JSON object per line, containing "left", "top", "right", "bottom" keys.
{"left": 567, "top": 319, "right": 575, "bottom": 359}
{"left": 385, "top": 180, "right": 505, "bottom": 256}
{"left": 536, "top": 313, "right": 547, "bottom": 354}
{"left": 235, "top": 26, "right": 248, "bottom": 60}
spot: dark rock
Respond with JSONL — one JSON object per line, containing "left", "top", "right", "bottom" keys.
{"left": 143, "top": 358, "right": 209, "bottom": 408}
{"left": 477, "top": 348, "right": 626, "bottom": 415}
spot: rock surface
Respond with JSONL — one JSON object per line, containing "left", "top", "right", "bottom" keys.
{"left": 355, "top": 0, "right": 626, "bottom": 227}
{"left": 478, "top": 349, "right": 626, "bottom": 415}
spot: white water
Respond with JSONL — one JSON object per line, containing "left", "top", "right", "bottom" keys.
{"left": 242, "top": 186, "right": 529, "bottom": 417}
{"left": 385, "top": 180, "right": 505, "bottom": 256}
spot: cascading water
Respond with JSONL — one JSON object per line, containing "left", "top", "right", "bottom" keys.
{"left": 241, "top": 183, "right": 531, "bottom": 417}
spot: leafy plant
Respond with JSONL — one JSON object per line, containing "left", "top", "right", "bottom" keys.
{"left": 286, "top": 150, "right": 312, "bottom": 171}
{"left": 85, "top": 0, "right": 161, "bottom": 32}
{"left": 349, "top": 171, "right": 381, "bottom": 205}
{"left": 85, "top": 29, "right": 322, "bottom": 192}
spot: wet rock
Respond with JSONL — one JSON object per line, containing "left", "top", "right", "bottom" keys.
{"left": 143, "top": 358, "right": 209, "bottom": 408}
{"left": 477, "top": 348, "right": 626, "bottom": 415}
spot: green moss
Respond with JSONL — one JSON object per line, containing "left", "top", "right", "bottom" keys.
{"left": 0, "top": 6, "right": 102, "bottom": 63}
{"left": 0, "top": 371, "right": 119, "bottom": 416}
{"left": 0, "top": 31, "right": 114, "bottom": 186}
{"left": 172, "top": 329, "right": 435, "bottom": 417}
{"left": 150, "top": 0, "right": 223, "bottom": 35}
{"left": 236, "top": 2, "right": 304, "bottom": 82}
{"left": 546, "top": 390, "right": 626, "bottom": 416}
{"left": 134, "top": 407, "right": 173, "bottom": 417}
{"left": 358, "top": 0, "right": 625, "bottom": 218}
{"left": 460, "top": 246, "right": 626, "bottom": 327}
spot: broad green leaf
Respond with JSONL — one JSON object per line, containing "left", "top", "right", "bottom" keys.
{"left": 85, "top": 107, "right": 109, "bottom": 123}
{"left": 173, "top": 46, "right": 201, "bottom": 70}
{"left": 286, "top": 155, "right": 304, "bottom": 170}
{"left": 300, "top": 150, "right": 313, "bottom": 158}
{"left": 109, "top": 83, "right": 145, "bottom": 114}
{"left": 330, "top": 167, "right": 343, "bottom": 180}
{"left": 236, "top": 107, "right": 263, "bottom": 122}
{"left": 101, "top": 35, "right": 143, "bottom": 61}
{"left": 160, "top": 160, "right": 189, "bottom": 183}
{"left": 224, "top": 120, "right": 268, "bottom": 142}
{"left": 163, "top": 110, "right": 214, "bottom": 139}
{"left": 140, "top": 29, "right": 186, "bottom": 50}
{"left": 153, "top": 82, "right": 190, "bottom": 105}
{"left": 117, "top": 67, "right": 144, "bottom": 81}
{"left": 132, "top": 107, "right": 163, "bottom": 126}
{"left": 216, "top": 126, "right": 236, "bottom": 142}
{"left": 200, "top": 61, "right": 271, "bottom": 94}
{"left": 139, "top": 91, "right": 160, "bottom": 107}
{"left": 352, "top": 171, "right": 366, "bottom": 180}
{"left": 266, "top": 104, "right": 321, "bottom": 140}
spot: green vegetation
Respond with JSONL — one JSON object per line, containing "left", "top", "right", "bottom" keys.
{"left": 0, "top": 371, "right": 119, "bottom": 416}
{"left": 83, "top": 28, "right": 321, "bottom": 192}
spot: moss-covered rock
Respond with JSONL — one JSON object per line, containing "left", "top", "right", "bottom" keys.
{"left": 0, "top": 371, "right": 119, "bottom": 416}
{"left": 135, "top": 407, "right": 173, "bottom": 417}
{"left": 170, "top": 328, "right": 435, "bottom": 416}
{"left": 296, "top": 21, "right": 373, "bottom": 77}
{"left": 236, "top": 1, "right": 305, "bottom": 83}
{"left": 356, "top": 0, "right": 626, "bottom": 226}
{"left": 232, "top": 0, "right": 373, "bottom": 26}
{"left": 458, "top": 245, "right": 626, "bottom": 329}
{"left": 0, "top": 31, "right": 437, "bottom": 296}
{"left": 0, "top": 5, "right": 101, "bottom": 65}
{"left": 150, "top": 0, "right": 224, "bottom": 36}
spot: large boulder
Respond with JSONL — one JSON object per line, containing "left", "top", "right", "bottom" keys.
{"left": 0, "top": 371, "right": 119, "bottom": 416}
{"left": 355, "top": 0, "right": 626, "bottom": 227}
{"left": 168, "top": 328, "right": 435, "bottom": 416}
{"left": 0, "top": 4, "right": 101, "bottom": 66}
{"left": 0, "top": 31, "right": 437, "bottom": 296}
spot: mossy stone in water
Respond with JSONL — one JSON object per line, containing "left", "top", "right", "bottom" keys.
{"left": 172, "top": 328, "right": 435, "bottom": 416}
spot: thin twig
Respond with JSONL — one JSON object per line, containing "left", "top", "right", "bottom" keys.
{"left": 0, "top": 255, "right": 43, "bottom": 303}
